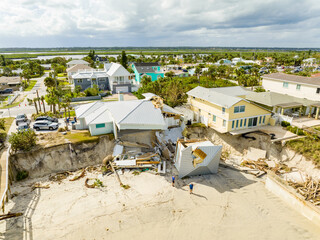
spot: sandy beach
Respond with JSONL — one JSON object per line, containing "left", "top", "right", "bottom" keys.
{"left": 1, "top": 164, "right": 320, "bottom": 240}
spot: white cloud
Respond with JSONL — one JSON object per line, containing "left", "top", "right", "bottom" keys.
{"left": 0, "top": 0, "right": 319, "bottom": 47}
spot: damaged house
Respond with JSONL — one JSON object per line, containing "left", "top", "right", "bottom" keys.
{"left": 74, "top": 99, "right": 177, "bottom": 137}
{"left": 174, "top": 139, "right": 222, "bottom": 178}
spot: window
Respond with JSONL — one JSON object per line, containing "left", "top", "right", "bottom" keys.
{"left": 222, "top": 107, "right": 226, "bottom": 114}
{"left": 96, "top": 123, "right": 105, "bottom": 128}
{"left": 234, "top": 106, "right": 245, "bottom": 113}
{"left": 77, "top": 79, "right": 83, "bottom": 83}
{"left": 283, "top": 82, "right": 289, "bottom": 88}
{"left": 317, "top": 88, "right": 320, "bottom": 94}
{"left": 240, "top": 119, "right": 243, "bottom": 128}
{"left": 223, "top": 120, "right": 226, "bottom": 127}
{"left": 263, "top": 116, "right": 266, "bottom": 124}
{"left": 236, "top": 120, "right": 239, "bottom": 128}
{"left": 213, "top": 115, "right": 216, "bottom": 123}
{"left": 232, "top": 120, "right": 235, "bottom": 129}
{"left": 259, "top": 116, "right": 262, "bottom": 124}
{"left": 296, "top": 84, "right": 301, "bottom": 90}
{"left": 244, "top": 118, "right": 247, "bottom": 127}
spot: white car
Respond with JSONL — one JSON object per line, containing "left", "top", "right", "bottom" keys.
{"left": 33, "top": 120, "right": 58, "bottom": 131}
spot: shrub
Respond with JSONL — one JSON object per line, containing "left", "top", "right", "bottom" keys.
{"left": 286, "top": 126, "right": 292, "bottom": 131}
{"left": 9, "top": 129, "right": 37, "bottom": 152}
{"left": 94, "top": 179, "right": 104, "bottom": 187}
{"left": 281, "top": 121, "right": 290, "bottom": 127}
{"left": 191, "top": 123, "right": 206, "bottom": 128}
{"left": 84, "top": 85, "right": 100, "bottom": 96}
{"left": 57, "top": 127, "right": 65, "bottom": 132}
{"left": 16, "top": 170, "right": 29, "bottom": 181}
{"left": 297, "top": 129, "right": 305, "bottom": 136}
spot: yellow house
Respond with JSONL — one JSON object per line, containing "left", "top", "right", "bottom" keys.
{"left": 187, "top": 86, "right": 272, "bottom": 133}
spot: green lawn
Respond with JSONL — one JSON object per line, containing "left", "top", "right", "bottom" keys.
{"left": 57, "top": 73, "right": 67, "bottom": 77}
{"left": 0, "top": 97, "right": 25, "bottom": 109}
{"left": 58, "top": 80, "right": 69, "bottom": 85}
{"left": 24, "top": 80, "right": 37, "bottom": 91}
{"left": 64, "top": 131, "right": 100, "bottom": 144}
{"left": 0, "top": 117, "right": 14, "bottom": 134}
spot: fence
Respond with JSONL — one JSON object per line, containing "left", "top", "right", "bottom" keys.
{"left": 1, "top": 145, "right": 11, "bottom": 212}
{"left": 273, "top": 113, "right": 293, "bottom": 124}
{"left": 8, "top": 92, "right": 19, "bottom": 105}
{"left": 71, "top": 96, "right": 101, "bottom": 102}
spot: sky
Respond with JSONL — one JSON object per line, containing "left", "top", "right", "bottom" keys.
{"left": 0, "top": 0, "right": 319, "bottom": 48}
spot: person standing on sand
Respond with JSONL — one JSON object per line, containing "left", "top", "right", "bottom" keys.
{"left": 189, "top": 183, "right": 194, "bottom": 194}
{"left": 172, "top": 176, "right": 175, "bottom": 187}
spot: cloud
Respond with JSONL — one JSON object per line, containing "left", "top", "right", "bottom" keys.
{"left": 0, "top": 0, "right": 319, "bottom": 47}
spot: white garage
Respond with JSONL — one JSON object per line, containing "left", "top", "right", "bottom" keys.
{"left": 115, "top": 86, "right": 129, "bottom": 93}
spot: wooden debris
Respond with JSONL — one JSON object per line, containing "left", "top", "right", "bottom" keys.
{"left": 69, "top": 169, "right": 85, "bottom": 181}
{"left": 119, "top": 141, "right": 150, "bottom": 149}
{"left": 0, "top": 212, "right": 23, "bottom": 221}
{"left": 49, "top": 172, "right": 70, "bottom": 182}
{"left": 32, "top": 183, "right": 50, "bottom": 190}
{"left": 136, "top": 153, "right": 159, "bottom": 161}
{"left": 85, "top": 178, "right": 95, "bottom": 188}
{"left": 288, "top": 177, "right": 320, "bottom": 205}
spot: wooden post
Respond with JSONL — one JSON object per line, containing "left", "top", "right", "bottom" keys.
{"left": 110, "top": 162, "right": 122, "bottom": 186}
{"left": 315, "top": 107, "right": 319, "bottom": 120}
{"left": 281, "top": 108, "right": 284, "bottom": 115}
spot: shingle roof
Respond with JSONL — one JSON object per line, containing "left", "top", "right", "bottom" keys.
{"left": 245, "top": 91, "right": 317, "bottom": 107}
{"left": 133, "top": 62, "right": 161, "bottom": 74}
{"left": 211, "top": 86, "right": 249, "bottom": 97}
{"left": 262, "top": 73, "right": 320, "bottom": 87}
{"left": 187, "top": 86, "right": 245, "bottom": 108}
{"left": 66, "top": 64, "right": 93, "bottom": 73}
{"left": 0, "top": 76, "right": 21, "bottom": 84}
{"left": 67, "top": 60, "right": 89, "bottom": 65}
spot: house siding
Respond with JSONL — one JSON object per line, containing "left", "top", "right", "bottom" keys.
{"left": 262, "top": 78, "right": 320, "bottom": 101}
{"left": 188, "top": 97, "right": 271, "bottom": 133}
{"left": 88, "top": 122, "right": 114, "bottom": 136}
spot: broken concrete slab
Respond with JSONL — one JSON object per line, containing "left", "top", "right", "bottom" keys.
{"left": 113, "top": 145, "right": 124, "bottom": 157}
{"left": 246, "top": 147, "right": 267, "bottom": 161}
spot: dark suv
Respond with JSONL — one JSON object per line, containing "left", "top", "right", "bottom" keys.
{"left": 15, "top": 114, "right": 28, "bottom": 126}
{"left": 35, "top": 116, "right": 58, "bottom": 123}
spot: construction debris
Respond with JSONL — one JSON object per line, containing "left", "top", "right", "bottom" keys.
{"left": 49, "top": 172, "right": 70, "bottom": 183}
{"left": 241, "top": 160, "right": 292, "bottom": 177}
{"left": 119, "top": 141, "right": 151, "bottom": 149}
{"left": 69, "top": 169, "right": 86, "bottom": 181}
{"left": 0, "top": 212, "right": 23, "bottom": 221}
{"left": 32, "top": 183, "right": 50, "bottom": 190}
{"left": 288, "top": 177, "right": 320, "bottom": 206}
{"left": 85, "top": 178, "right": 96, "bottom": 188}
{"left": 102, "top": 155, "right": 114, "bottom": 165}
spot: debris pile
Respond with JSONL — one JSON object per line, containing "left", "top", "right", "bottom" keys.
{"left": 240, "top": 160, "right": 292, "bottom": 177}
{"left": 288, "top": 177, "right": 320, "bottom": 206}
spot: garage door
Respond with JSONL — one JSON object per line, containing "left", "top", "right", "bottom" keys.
{"left": 116, "top": 86, "right": 129, "bottom": 93}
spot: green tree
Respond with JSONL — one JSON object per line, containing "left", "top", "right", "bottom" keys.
{"left": 0, "top": 119, "right": 5, "bottom": 131}
{"left": 9, "top": 129, "right": 37, "bottom": 153}
{"left": 120, "top": 50, "right": 128, "bottom": 69}
{"left": 44, "top": 76, "right": 56, "bottom": 89}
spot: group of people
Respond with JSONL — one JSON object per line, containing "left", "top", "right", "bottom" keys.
{"left": 172, "top": 175, "right": 194, "bottom": 194}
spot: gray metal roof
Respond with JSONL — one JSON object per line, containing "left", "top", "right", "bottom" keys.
{"left": 187, "top": 86, "right": 244, "bottom": 108}
{"left": 210, "top": 86, "right": 250, "bottom": 97}
{"left": 262, "top": 73, "right": 320, "bottom": 87}
{"left": 79, "top": 100, "right": 166, "bottom": 130}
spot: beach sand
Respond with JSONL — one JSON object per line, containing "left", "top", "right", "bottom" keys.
{"left": 1, "top": 165, "right": 320, "bottom": 240}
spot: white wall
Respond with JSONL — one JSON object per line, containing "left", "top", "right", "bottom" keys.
{"left": 89, "top": 122, "right": 114, "bottom": 136}
{"left": 262, "top": 78, "right": 320, "bottom": 101}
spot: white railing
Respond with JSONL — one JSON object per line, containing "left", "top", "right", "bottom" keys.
{"left": 8, "top": 93, "right": 19, "bottom": 105}
{"left": 274, "top": 113, "right": 293, "bottom": 124}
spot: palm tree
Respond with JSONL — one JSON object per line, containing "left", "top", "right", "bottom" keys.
{"left": 44, "top": 76, "right": 56, "bottom": 89}
{"left": 36, "top": 90, "right": 42, "bottom": 112}
{"left": 40, "top": 95, "right": 46, "bottom": 113}
{"left": 27, "top": 98, "right": 38, "bottom": 114}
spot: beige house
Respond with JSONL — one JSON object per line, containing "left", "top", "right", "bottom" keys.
{"left": 0, "top": 76, "right": 22, "bottom": 90}
{"left": 66, "top": 64, "right": 93, "bottom": 83}
{"left": 187, "top": 86, "right": 272, "bottom": 133}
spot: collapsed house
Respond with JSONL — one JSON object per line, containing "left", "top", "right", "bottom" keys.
{"left": 174, "top": 139, "right": 222, "bottom": 178}
{"left": 74, "top": 96, "right": 183, "bottom": 137}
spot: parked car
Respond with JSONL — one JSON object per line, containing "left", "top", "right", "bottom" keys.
{"left": 17, "top": 122, "right": 30, "bottom": 131}
{"left": 33, "top": 120, "right": 58, "bottom": 131}
{"left": 35, "top": 116, "right": 58, "bottom": 123}
{"left": 15, "top": 114, "right": 28, "bottom": 126}
{"left": 0, "top": 88, "right": 13, "bottom": 94}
